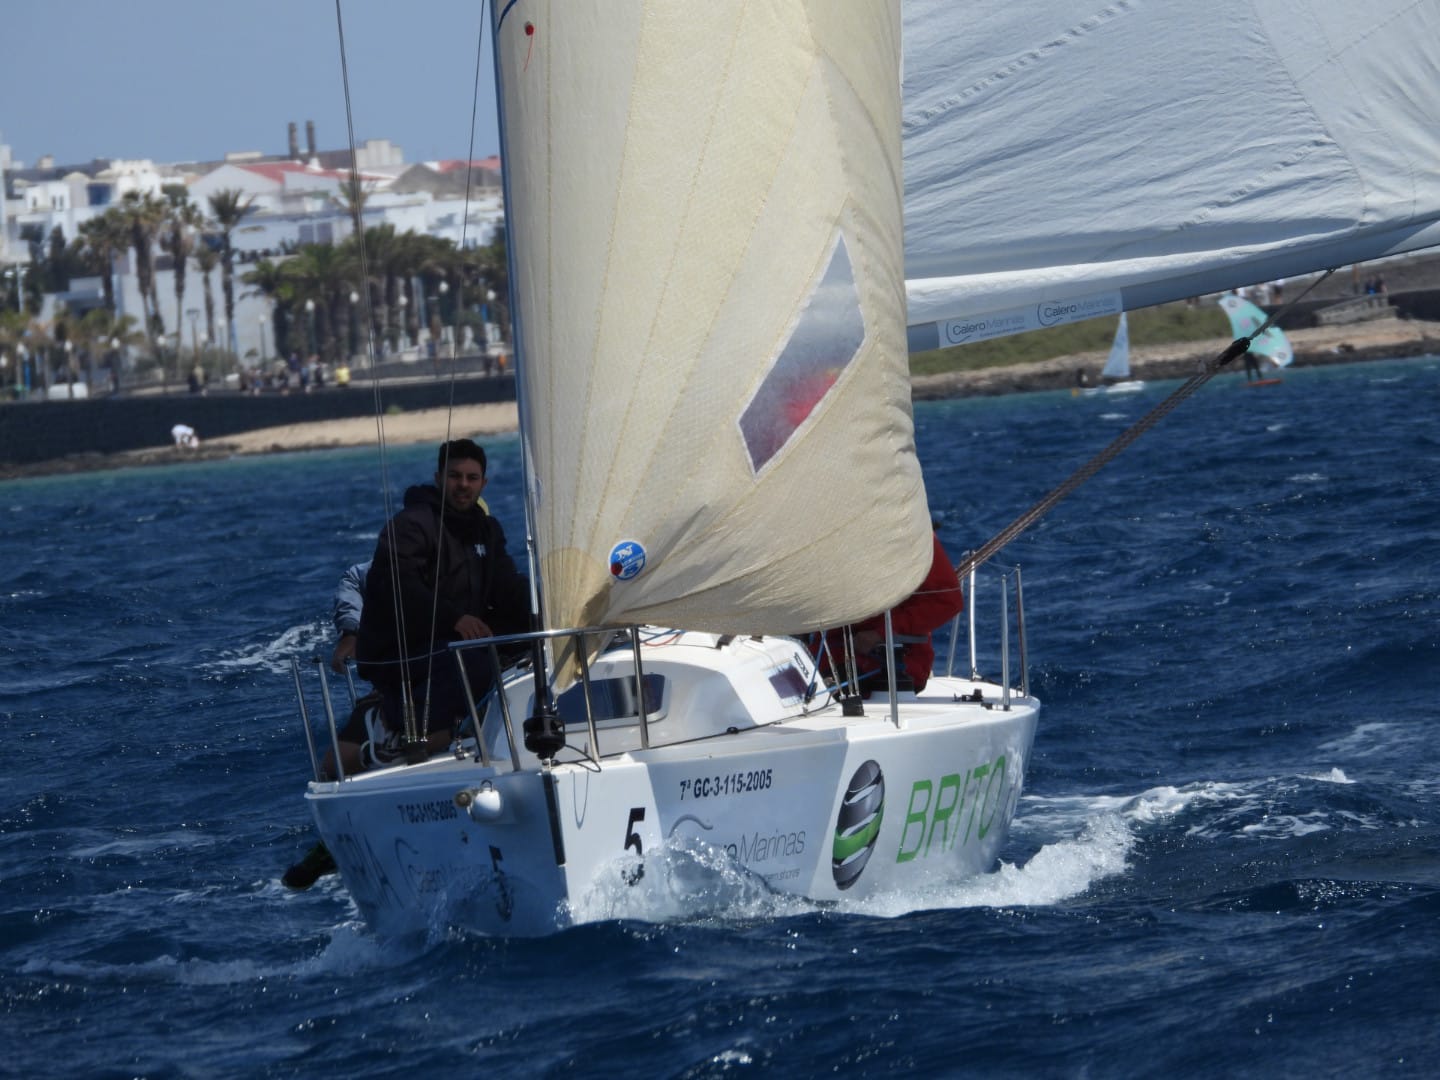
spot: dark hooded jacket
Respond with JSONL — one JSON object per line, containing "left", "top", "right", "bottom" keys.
{"left": 356, "top": 484, "right": 531, "bottom": 686}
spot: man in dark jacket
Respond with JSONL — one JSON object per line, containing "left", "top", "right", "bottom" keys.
{"left": 349, "top": 438, "right": 531, "bottom": 770}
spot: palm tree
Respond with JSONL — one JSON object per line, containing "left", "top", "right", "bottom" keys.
{"left": 206, "top": 188, "right": 255, "bottom": 355}
{"left": 280, "top": 243, "right": 359, "bottom": 362}
{"left": 241, "top": 256, "right": 289, "bottom": 360}
{"left": 78, "top": 307, "right": 144, "bottom": 393}
{"left": 78, "top": 209, "right": 130, "bottom": 314}
{"left": 194, "top": 244, "right": 221, "bottom": 347}
{"left": 347, "top": 224, "right": 404, "bottom": 353}
{"left": 119, "top": 190, "right": 167, "bottom": 345}
{"left": 452, "top": 228, "right": 510, "bottom": 352}
{"left": 160, "top": 185, "right": 203, "bottom": 355}
{"left": 336, "top": 176, "right": 373, "bottom": 240}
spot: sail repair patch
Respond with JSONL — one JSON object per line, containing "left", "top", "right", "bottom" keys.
{"left": 609, "top": 540, "right": 647, "bottom": 581}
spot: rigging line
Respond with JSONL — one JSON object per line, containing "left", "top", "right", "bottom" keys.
{"left": 334, "top": 0, "right": 418, "bottom": 739}
{"left": 955, "top": 270, "right": 1336, "bottom": 580}
{"left": 413, "top": 5, "right": 494, "bottom": 743}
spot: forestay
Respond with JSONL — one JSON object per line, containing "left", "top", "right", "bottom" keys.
{"left": 492, "top": 2, "right": 931, "bottom": 639}
{"left": 903, "top": 0, "right": 1440, "bottom": 349}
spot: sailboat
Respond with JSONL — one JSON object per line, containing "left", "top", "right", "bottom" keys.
{"left": 1088, "top": 313, "right": 1145, "bottom": 394}
{"left": 293, "top": 1, "right": 1440, "bottom": 937}
{"left": 294, "top": 4, "right": 1037, "bottom": 938}
{"left": 1218, "top": 293, "right": 1293, "bottom": 385}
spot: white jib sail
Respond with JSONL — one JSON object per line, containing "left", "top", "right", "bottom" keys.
{"left": 1100, "top": 313, "right": 1131, "bottom": 381}
{"left": 902, "top": 0, "right": 1440, "bottom": 349}
{"left": 492, "top": 1, "right": 930, "bottom": 637}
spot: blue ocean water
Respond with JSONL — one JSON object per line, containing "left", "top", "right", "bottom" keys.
{"left": 3, "top": 356, "right": 1439, "bottom": 1077}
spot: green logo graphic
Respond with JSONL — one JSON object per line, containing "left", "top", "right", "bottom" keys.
{"left": 832, "top": 760, "right": 884, "bottom": 890}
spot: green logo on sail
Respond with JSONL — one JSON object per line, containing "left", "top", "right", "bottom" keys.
{"left": 832, "top": 760, "right": 884, "bottom": 890}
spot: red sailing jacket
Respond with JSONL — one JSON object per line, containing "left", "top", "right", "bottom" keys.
{"left": 819, "top": 532, "right": 964, "bottom": 693}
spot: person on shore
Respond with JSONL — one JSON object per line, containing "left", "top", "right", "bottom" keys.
{"left": 346, "top": 438, "right": 532, "bottom": 773}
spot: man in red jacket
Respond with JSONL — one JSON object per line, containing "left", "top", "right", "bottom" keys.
{"left": 817, "top": 532, "right": 963, "bottom": 695}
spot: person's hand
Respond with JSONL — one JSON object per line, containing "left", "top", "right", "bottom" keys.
{"left": 453, "top": 614, "right": 494, "bottom": 640}
{"left": 851, "top": 629, "right": 883, "bottom": 655}
{"left": 330, "top": 632, "right": 357, "bottom": 674}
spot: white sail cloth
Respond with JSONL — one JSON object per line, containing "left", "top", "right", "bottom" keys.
{"left": 492, "top": 2, "right": 930, "bottom": 636}
{"left": 903, "top": 0, "right": 1440, "bottom": 348}
{"left": 1101, "top": 313, "right": 1131, "bottom": 382}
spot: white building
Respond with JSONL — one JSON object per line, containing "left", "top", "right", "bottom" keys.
{"left": 2, "top": 130, "right": 506, "bottom": 362}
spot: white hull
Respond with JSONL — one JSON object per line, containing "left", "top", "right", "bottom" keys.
{"left": 303, "top": 633, "right": 1038, "bottom": 937}
{"left": 1082, "top": 379, "right": 1145, "bottom": 397}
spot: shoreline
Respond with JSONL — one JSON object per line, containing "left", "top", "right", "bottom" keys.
{"left": 911, "top": 315, "right": 1439, "bottom": 399}
{"left": 4, "top": 317, "right": 1435, "bottom": 482}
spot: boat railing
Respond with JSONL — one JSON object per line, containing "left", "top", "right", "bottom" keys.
{"left": 293, "top": 623, "right": 655, "bottom": 781}
{"left": 944, "top": 561, "right": 1028, "bottom": 708}
{"left": 294, "top": 574, "right": 1033, "bottom": 781}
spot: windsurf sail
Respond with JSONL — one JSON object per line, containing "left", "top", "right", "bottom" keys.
{"left": 1218, "top": 293, "right": 1294, "bottom": 368}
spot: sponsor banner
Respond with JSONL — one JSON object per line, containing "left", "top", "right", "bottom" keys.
{"left": 938, "top": 291, "right": 1124, "bottom": 346}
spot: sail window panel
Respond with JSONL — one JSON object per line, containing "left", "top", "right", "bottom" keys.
{"left": 737, "top": 236, "right": 864, "bottom": 474}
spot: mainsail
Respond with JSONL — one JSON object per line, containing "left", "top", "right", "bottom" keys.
{"left": 902, "top": 0, "right": 1440, "bottom": 349}
{"left": 1217, "top": 293, "right": 1294, "bottom": 368}
{"left": 492, "top": 2, "right": 930, "bottom": 636}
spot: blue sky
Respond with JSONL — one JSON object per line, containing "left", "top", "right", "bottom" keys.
{"left": 1, "top": 0, "right": 501, "bottom": 169}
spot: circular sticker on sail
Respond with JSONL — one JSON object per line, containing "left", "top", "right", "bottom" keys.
{"left": 609, "top": 540, "right": 647, "bottom": 581}
{"left": 832, "top": 760, "right": 884, "bottom": 891}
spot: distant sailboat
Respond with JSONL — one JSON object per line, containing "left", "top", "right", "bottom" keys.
{"left": 1218, "top": 293, "right": 1293, "bottom": 384}
{"left": 1095, "top": 312, "right": 1145, "bottom": 393}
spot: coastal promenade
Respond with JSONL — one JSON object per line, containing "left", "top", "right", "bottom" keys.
{"left": 0, "top": 371, "right": 516, "bottom": 478}
{"left": 2, "top": 315, "right": 1435, "bottom": 481}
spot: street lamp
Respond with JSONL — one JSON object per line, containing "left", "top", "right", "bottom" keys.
{"left": 109, "top": 337, "right": 121, "bottom": 394}
{"left": 304, "top": 298, "right": 317, "bottom": 358}
{"left": 481, "top": 288, "right": 497, "bottom": 368}
{"left": 258, "top": 314, "right": 268, "bottom": 364}
{"left": 437, "top": 280, "right": 451, "bottom": 355}
{"left": 397, "top": 293, "right": 409, "bottom": 350}
{"left": 2, "top": 267, "right": 19, "bottom": 312}
{"left": 348, "top": 290, "right": 360, "bottom": 359}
